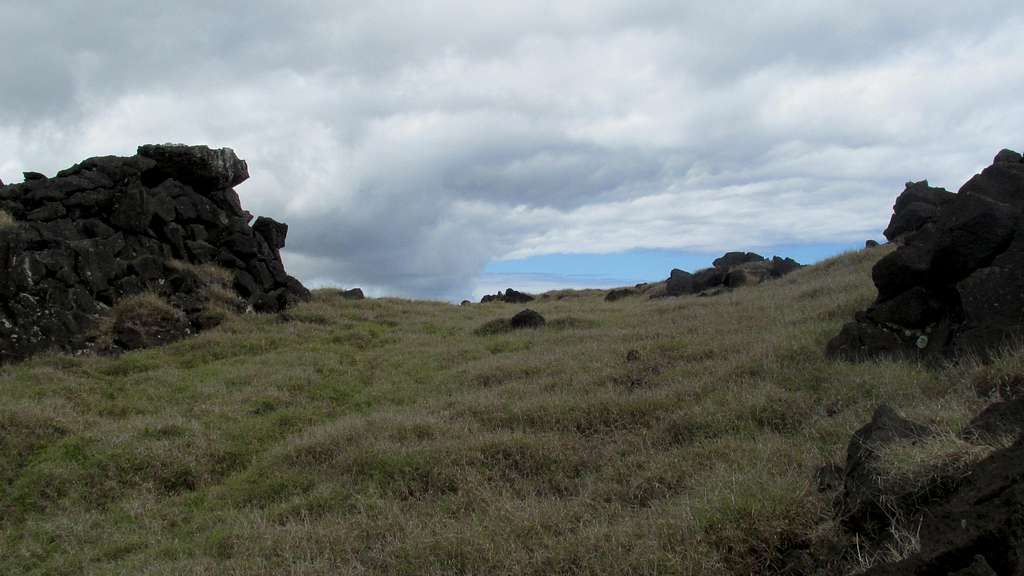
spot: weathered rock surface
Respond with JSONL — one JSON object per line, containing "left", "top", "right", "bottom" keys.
{"left": 828, "top": 149, "right": 1024, "bottom": 361}
{"left": 0, "top": 144, "right": 309, "bottom": 362}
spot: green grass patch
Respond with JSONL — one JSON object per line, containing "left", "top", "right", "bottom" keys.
{"left": 0, "top": 245, "right": 1009, "bottom": 575}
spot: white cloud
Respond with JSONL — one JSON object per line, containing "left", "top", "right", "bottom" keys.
{"left": 1, "top": 2, "right": 1022, "bottom": 299}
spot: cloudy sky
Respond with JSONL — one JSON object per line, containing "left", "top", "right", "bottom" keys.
{"left": 2, "top": 1, "right": 1022, "bottom": 300}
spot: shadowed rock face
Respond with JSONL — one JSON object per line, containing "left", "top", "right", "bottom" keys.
{"left": 827, "top": 149, "right": 1024, "bottom": 361}
{"left": 0, "top": 144, "right": 310, "bottom": 363}
{"left": 838, "top": 400, "right": 1024, "bottom": 576}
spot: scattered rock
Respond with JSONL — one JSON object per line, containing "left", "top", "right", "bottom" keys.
{"left": 828, "top": 149, "right": 1024, "bottom": 361}
{"left": 0, "top": 144, "right": 309, "bottom": 363}
{"left": 625, "top": 349, "right": 641, "bottom": 362}
{"left": 340, "top": 288, "right": 365, "bottom": 300}
{"left": 509, "top": 309, "right": 545, "bottom": 329}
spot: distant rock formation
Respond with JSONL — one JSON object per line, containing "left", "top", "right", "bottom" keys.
{"left": 0, "top": 144, "right": 309, "bottom": 362}
{"left": 480, "top": 288, "right": 535, "bottom": 304}
{"left": 661, "top": 252, "right": 802, "bottom": 298}
{"left": 827, "top": 149, "right": 1024, "bottom": 360}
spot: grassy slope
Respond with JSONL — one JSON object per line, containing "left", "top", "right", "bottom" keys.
{"left": 0, "top": 245, "right": 1011, "bottom": 575}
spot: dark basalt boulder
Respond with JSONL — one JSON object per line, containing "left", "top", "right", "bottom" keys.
{"left": 665, "top": 268, "right": 693, "bottom": 296}
{"left": 0, "top": 144, "right": 309, "bottom": 363}
{"left": 480, "top": 288, "right": 535, "bottom": 304}
{"left": 712, "top": 251, "right": 765, "bottom": 269}
{"left": 509, "top": 309, "right": 545, "bottom": 329}
{"left": 828, "top": 149, "right": 1024, "bottom": 361}
{"left": 883, "top": 180, "right": 954, "bottom": 242}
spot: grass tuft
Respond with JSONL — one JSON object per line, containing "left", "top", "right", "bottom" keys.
{"left": 0, "top": 209, "right": 15, "bottom": 229}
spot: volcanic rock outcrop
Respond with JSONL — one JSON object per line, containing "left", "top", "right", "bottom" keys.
{"left": 0, "top": 144, "right": 309, "bottom": 362}
{"left": 827, "top": 149, "right": 1024, "bottom": 360}
{"left": 663, "top": 252, "right": 802, "bottom": 297}
{"left": 480, "top": 288, "right": 535, "bottom": 304}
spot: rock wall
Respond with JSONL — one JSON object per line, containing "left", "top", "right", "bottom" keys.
{"left": 827, "top": 149, "right": 1024, "bottom": 360}
{"left": 0, "top": 144, "right": 309, "bottom": 362}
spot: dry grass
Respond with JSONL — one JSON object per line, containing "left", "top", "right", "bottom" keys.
{"left": 0, "top": 210, "right": 15, "bottom": 229}
{"left": 0, "top": 244, "right": 1011, "bottom": 575}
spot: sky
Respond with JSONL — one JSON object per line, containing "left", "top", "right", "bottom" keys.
{"left": 1, "top": 1, "right": 1022, "bottom": 301}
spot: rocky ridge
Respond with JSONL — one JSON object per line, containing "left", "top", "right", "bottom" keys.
{"left": 0, "top": 144, "right": 309, "bottom": 362}
{"left": 827, "top": 149, "right": 1024, "bottom": 360}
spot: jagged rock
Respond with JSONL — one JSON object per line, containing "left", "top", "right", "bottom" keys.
{"left": 0, "top": 144, "right": 308, "bottom": 363}
{"left": 137, "top": 143, "right": 249, "bottom": 190}
{"left": 842, "top": 405, "right": 931, "bottom": 537}
{"left": 713, "top": 251, "right": 764, "bottom": 269}
{"left": 22, "top": 172, "right": 46, "bottom": 182}
{"left": 770, "top": 256, "right": 802, "bottom": 277}
{"left": 665, "top": 268, "right": 693, "bottom": 296}
{"left": 866, "top": 239, "right": 879, "bottom": 248}
{"left": 883, "top": 181, "right": 954, "bottom": 242}
{"left": 509, "top": 309, "right": 545, "bottom": 329}
{"left": 480, "top": 288, "right": 534, "bottom": 304}
{"left": 829, "top": 149, "right": 1024, "bottom": 361}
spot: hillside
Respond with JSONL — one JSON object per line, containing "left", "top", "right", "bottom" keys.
{"left": 2, "top": 244, "right": 1015, "bottom": 575}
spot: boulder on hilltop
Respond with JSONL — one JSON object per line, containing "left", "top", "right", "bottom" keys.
{"left": 643, "top": 251, "right": 803, "bottom": 299}
{"left": 0, "top": 143, "right": 310, "bottom": 362}
{"left": 828, "top": 148, "right": 1024, "bottom": 361}
{"left": 480, "top": 288, "right": 535, "bottom": 304}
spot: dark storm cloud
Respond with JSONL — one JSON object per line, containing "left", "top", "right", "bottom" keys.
{"left": 2, "top": 1, "right": 1023, "bottom": 300}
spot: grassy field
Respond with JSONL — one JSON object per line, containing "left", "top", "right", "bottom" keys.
{"left": 0, "top": 245, "right": 1013, "bottom": 575}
